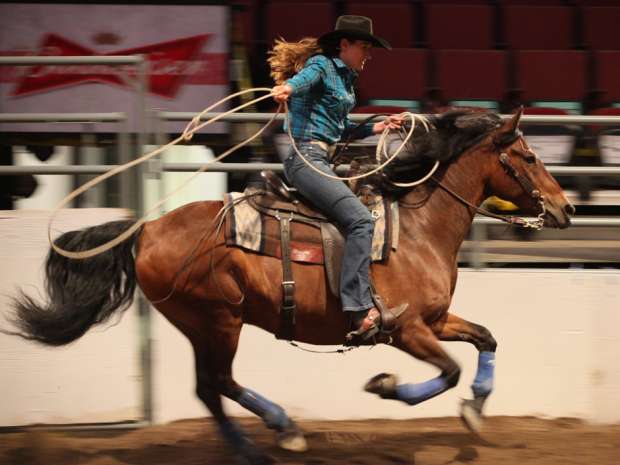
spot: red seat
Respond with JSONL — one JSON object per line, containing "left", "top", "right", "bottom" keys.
{"left": 515, "top": 51, "right": 587, "bottom": 102}
{"left": 344, "top": 3, "right": 416, "bottom": 48}
{"left": 426, "top": 4, "right": 495, "bottom": 49}
{"left": 356, "top": 49, "right": 429, "bottom": 103}
{"left": 435, "top": 50, "right": 507, "bottom": 102}
{"left": 342, "top": 0, "right": 412, "bottom": 3}
{"left": 264, "top": 2, "right": 335, "bottom": 46}
{"left": 500, "top": 0, "right": 566, "bottom": 4}
{"left": 594, "top": 51, "right": 620, "bottom": 106}
{"left": 422, "top": 0, "right": 490, "bottom": 3}
{"left": 589, "top": 107, "right": 620, "bottom": 119}
{"left": 523, "top": 107, "right": 570, "bottom": 116}
{"left": 584, "top": 7, "right": 620, "bottom": 50}
{"left": 574, "top": 0, "right": 620, "bottom": 5}
{"left": 503, "top": 6, "right": 574, "bottom": 50}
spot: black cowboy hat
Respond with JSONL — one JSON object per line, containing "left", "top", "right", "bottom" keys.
{"left": 318, "top": 15, "right": 391, "bottom": 50}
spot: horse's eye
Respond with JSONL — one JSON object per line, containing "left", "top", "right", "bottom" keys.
{"left": 525, "top": 156, "right": 536, "bottom": 165}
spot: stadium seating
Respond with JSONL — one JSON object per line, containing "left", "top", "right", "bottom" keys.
{"left": 421, "top": 0, "right": 491, "bottom": 3}
{"left": 583, "top": 7, "right": 620, "bottom": 50}
{"left": 573, "top": 0, "right": 620, "bottom": 5}
{"left": 356, "top": 48, "right": 429, "bottom": 109}
{"left": 593, "top": 51, "right": 620, "bottom": 107}
{"left": 264, "top": 2, "right": 335, "bottom": 46}
{"left": 425, "top": 4, "right": 495, "bottom": 49}
{"left": 502, "top": 6, "right": 575, "bottom": 50}
{"left": 514, "top": 51, "right": 587, "bottom": 107}
{"left": 435, "top": 50, "right": 507, "bottom": 109}
{"left": 499, "top": 0, "right": 566, "bottom": 4}
{"left": 344, "top": 3, "right": 416, "bottom": 48}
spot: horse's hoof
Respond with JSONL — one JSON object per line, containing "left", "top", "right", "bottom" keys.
{"left": 364, "top": 373, "right": 398, "bottom": 398}
{"left": 277, "top": 430, "right": 308, "bottom": 452}
{"left": 234, "top": 450, "right": 276, "bottom": 465}
{"left": 460, "top": 398, "right": 483, "bottom": 434}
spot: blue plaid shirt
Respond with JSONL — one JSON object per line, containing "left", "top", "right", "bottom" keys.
{"left": 285, "top": 55, "right": 374, "bottom": 144}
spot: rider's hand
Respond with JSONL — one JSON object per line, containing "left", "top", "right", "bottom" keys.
{"left": 373, "top": 114, "right": 405, "bottom": 134}
{"left": 272, "top": 84, "right": 293, "bottom": 104}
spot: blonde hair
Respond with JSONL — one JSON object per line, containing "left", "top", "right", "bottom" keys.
{"left": 267, "top": 37, "right": 323, "bottom": 85}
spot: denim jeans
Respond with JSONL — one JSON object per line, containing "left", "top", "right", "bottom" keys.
{"left": 283, "top": 142, "right": 375, "bottom": 312}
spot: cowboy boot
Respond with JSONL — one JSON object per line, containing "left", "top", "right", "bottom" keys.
{"left": 346, "top": 307, "right": 382, "bottom": 342}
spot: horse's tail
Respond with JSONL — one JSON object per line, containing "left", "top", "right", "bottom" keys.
{"left": 8, "top": 220, "right": 143, "bottom": 346}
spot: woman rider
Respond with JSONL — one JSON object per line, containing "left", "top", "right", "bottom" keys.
{"left": 270, "top": 15, "right": 404, "bottom": 341}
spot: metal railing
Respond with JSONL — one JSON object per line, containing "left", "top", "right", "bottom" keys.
{"left": 159, "top": 111, "right": 620, "bottom": 125}
{"left": 154, "top": 111, "right": 620, "bottom": 177}
{"left": 3, "top": 162, "right": 620, "bottom": 178}
{"left": 0, "top": 55, "right": 152, "bottom": 430}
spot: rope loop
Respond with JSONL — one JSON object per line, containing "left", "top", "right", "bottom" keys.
{"left": 49, "top": 88, "right": 279, "bottom": 259}
{"left": 182, "top": 115, "right": 201, "bottom": 142}
{"left": 285, "top": 108, "right": 432, "bottom": 182}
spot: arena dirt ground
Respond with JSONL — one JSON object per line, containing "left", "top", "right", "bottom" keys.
{"left": 1, "top": 416, "right": 619, "bottom": 465}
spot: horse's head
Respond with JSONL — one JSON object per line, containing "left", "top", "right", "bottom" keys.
{"left": 485, "top": 108, "right": 575, "bottom": 229}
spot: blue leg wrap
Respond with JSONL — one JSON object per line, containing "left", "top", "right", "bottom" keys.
{"left": 237, "top": 388, "right": 290, "bottom": 431}
{"left": 471, "top": 351, "right": 495, "bottom": 398}
{"left": 395, "top": 376, "right": 449, "bottom": 406}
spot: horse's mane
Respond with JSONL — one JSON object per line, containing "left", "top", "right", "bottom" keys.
{"left": 361, "top": 109, "right": 505, "bottom": 195}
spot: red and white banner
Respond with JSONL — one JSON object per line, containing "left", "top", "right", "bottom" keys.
{"left": 0, "top": 4, "right": 229, "bottom": 133}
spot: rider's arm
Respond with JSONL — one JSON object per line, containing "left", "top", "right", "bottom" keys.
{"left": 285, "top": 56, "right": 326, "bottom": 96}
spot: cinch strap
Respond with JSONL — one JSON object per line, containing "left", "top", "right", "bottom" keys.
{"left": 277, "top": 212, "right": 296, "bottom": 340}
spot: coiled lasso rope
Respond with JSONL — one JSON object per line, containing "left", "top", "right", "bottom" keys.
{"left": 374, "top": 117, "right": 440, "bottom": 188}
{"left": 286, "top": 109, "right": 433, "bottom": 182}
{"left": 49, "top": 89, "right": 434, "bottom": 259}
{"left": 49, "top": 88, "right": 281, "bottom": 259}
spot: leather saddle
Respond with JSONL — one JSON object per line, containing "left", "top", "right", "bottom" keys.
{"left": 246, "top": 171, "right": 404, "bottom": 342}
{"left": 249, "top": 171, "right": 345, "bottom": 306}
{"left": 252, "top": 171, "right": 330, "bottom": 222}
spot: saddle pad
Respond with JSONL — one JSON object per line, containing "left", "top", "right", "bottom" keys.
{"left": 223, "top": 192, "right": 399, "bottom": 263}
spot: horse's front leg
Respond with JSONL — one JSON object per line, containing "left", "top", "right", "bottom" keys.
{"left": 431, "top": 312, "right": 497, "bottom": 433}
{"left": 364, "top": 316, "right": 461, "bottom": 406}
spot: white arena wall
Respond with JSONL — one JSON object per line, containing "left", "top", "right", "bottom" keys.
{"left": 1, "top": 209, "right": 619, "bottom": 427}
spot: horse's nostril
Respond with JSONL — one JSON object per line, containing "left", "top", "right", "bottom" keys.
{"left": 564, "top": 203, "right": 576, "bottom": 216}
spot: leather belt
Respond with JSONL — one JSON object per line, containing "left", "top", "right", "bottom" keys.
{"left": 309, "top": 140, "right": 337, "bottom": 157}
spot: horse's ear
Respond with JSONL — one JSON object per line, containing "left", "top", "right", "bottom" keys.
{"left": 494, "top": 106, "right": 523, "bottom": 145}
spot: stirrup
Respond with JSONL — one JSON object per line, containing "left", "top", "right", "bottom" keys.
{"left": 344, "top": 301, "right": 409, "bottom": 345}
{"left": 345, "top": 308, "right": 381, "bottom": 344}
{"left": 372, "top": 293, "right": 409, "bottom": 335}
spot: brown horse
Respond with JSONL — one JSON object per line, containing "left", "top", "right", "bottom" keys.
{"left": 8, "top": 108, "right": 574, "bottom": 465}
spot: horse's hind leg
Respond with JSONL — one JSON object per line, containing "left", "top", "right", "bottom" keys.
{"left": 190, "top": 325, "right": 272, "bottom": 465}
{"left": 365, "top": 317, "right": 461, "bottom": 406}
{"left": 431, "top": 312, "right": 497, "bottom": 432}
{"left": 191, "top": 314, "right": 306, "bottom": 464}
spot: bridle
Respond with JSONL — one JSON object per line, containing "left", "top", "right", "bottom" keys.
{"left": 428, "top": 133, "right": 547, "bottom": 230}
